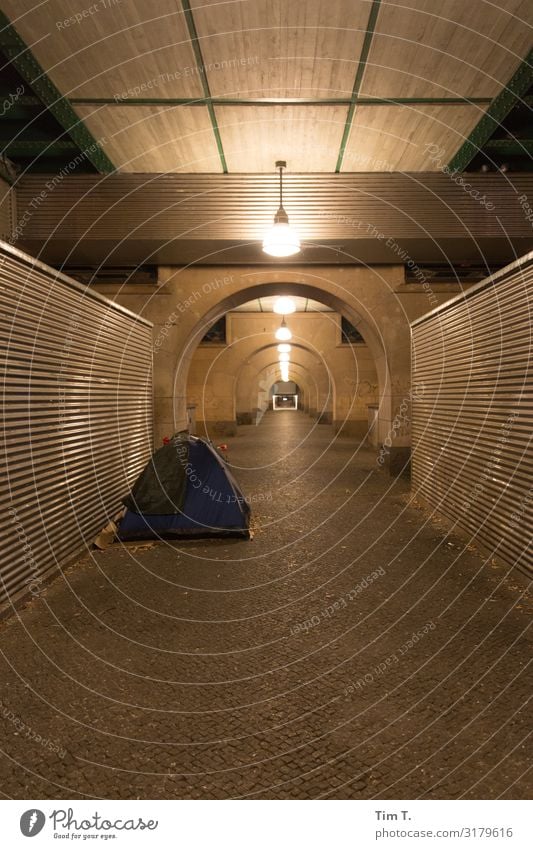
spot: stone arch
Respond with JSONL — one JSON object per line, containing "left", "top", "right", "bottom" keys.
{"left": 236, "top": 344, "right": 319, "bottom": 419}
{"left": 233, "top": 345, "right": 332, "bottom": 424}
{"left": 159, "top": 268, "right": 403, "bottom": 443}
{"left": 187, "top": 333, "right": 330, "bottom": 428}
{"left": 235, "top": 341, "right": 324, "bottom": 420}
{"left": 252, "top": 362, "right": 319, "bottom": 422}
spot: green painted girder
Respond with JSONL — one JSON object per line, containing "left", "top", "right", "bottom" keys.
{"left": 483, "top": 138, "right": 533, "bottom": 156}
{"left": 69, "top": 95, "right": 493, "bottom": 107}
{"left": 448, "top": 49, "right": 533, "bottom": 171}
{"left": 336, "top": 0, "right": 382, "bottom": 173}
{"left": 0, "top": 32, "right": 21, "bottom": 49}
{"left": 181, "top": 0, "right": 227, "bottom": 173}
{"left": 0, "top": 11, "right": 115, "bottom": 173}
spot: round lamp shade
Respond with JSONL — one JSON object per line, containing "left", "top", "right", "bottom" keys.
{"left": 262, "top": 223, "right": 301, "bottom": 257}
{"left": 275, "top": 324, "right": 292, "bottom": 341}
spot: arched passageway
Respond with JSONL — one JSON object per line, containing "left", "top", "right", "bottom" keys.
{"left": 166, "top": 271, "right": 404, "bottom": 465}
{"left": 0, "top": 0, "right": 530, "bottom": 808}
{"left": 187, "top": 334, "right": 337, "bottom": 437}
{"left": 173, "top": 277, "right": 392, "bottom": 441}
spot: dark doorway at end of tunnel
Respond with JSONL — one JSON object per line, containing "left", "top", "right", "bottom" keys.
{"left": 271, "top": 381, "right": 299, "bottom": 410}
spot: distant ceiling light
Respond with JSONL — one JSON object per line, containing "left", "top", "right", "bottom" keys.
{"left": 262, "top": 161, "right": 301, "bottom": 258}
{"left": 280, "top": 364, "right": 289, "bottom": 381}
{"left": 275, "top": 316, "right": 292, "bottom": 341}
{"left": 273, "top": 296, "right": 296, "bottom": 315}
{"left": 279, "top": 352, "right": 290, "bottom": 362}
{"left": 277, "top": 343, "right": 291, "bottom": 353}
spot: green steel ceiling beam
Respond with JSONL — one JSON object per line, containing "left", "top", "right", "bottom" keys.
{"left": 181, "top": 0, "right": 228, "bottom": 173}
{"left": 335, "top": 0, "right": 382, "bottom": 173}
{"left": 0, "top": 10, "right": 116, "bottom": 173}
{"left": 447, "top": 49, "right": 533, "bottom": 171}
{"left": 69, "top": 95, "right": 493, "bottom": 107}
{"left": 483, "top": 138, "right": 533, "bottom": 156}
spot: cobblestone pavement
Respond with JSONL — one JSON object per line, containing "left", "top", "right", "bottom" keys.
{"left": 0, "top": 411, "right": 531, "bottom": 799}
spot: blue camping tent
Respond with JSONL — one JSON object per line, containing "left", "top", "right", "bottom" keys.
{"left": 118, "top": 435, "right": 251, "bottom": 539}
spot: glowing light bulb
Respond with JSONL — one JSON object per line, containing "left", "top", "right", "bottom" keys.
{"left": 273, "top": 297, "right": 296, "bottom": 315}
{"left": 262, "top": 223, "right": 300, "bottom": 257}
{"left": 275, "top": 317, "right": 292, "bottom": 341}
{"left": 262, "top": 162, "right": 301, "bottom": 257}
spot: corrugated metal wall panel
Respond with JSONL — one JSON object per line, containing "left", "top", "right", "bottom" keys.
{"left": 16, "top": 173, "right": 533, "bottom": 241}
{"left": 0, "top": 178, "right": 14, "bottom": 242}
{"left": 411, "top": 253, "right": 533, "bottom": 577}
{"left": 0, "top": 242, "right": 153, "bottom": 610}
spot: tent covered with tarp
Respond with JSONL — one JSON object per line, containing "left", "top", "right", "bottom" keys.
{"left": 117, "top": 434, "right": 251, "bottom": 539}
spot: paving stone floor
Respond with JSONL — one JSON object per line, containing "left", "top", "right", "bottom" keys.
{"left": 0, "top": 411, "right": 531, "bottom": 799}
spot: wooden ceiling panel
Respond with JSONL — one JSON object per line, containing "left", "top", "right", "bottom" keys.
{"left": 342, "top": 104, "right": 481, "bottom": 172}
{"left": 2, "top": 1, "right": 204, "bottom": 99}
{"left": 190, "top": 0, "right": 369, "bottom": 98}
{"left": 74, "top": 105, "right": 223, "bottom": 172}
{"left": 215, "top": 105, "right": 346, "bottom": 171}
{"left": 362, "top": 0, "right": 532, "bottom": 99}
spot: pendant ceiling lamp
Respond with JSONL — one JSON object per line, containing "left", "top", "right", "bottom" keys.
{"left": 275, "top": 316, "right": 292, "bottom": 341}
{"left": 262, "top": 161, "right": 301, "bottom": 258}
{"left": 273, "top": 296, "right": 296, "bottom": 315}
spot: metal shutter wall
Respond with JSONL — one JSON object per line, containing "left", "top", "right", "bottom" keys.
{"left": 412, "top": 252, "right": 532, "bottom": 578}
{"left": 0, "top": 177, "right": 13, "bottom": 242}
{"left": 17, "top": 173, "right": 533, "bottom": 241}
{"left": 0, "top": 242, "right": 153, "bottom": 609}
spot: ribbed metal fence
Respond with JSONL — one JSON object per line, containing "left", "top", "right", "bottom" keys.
{"left": 0, "top": 241, "right": 153, "bottom": 610}
{"left": 0, "top": 177, "right": 14, "bottom": 242}
{"left": 411, "top": 252, "right": 532, "bottom": 577}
